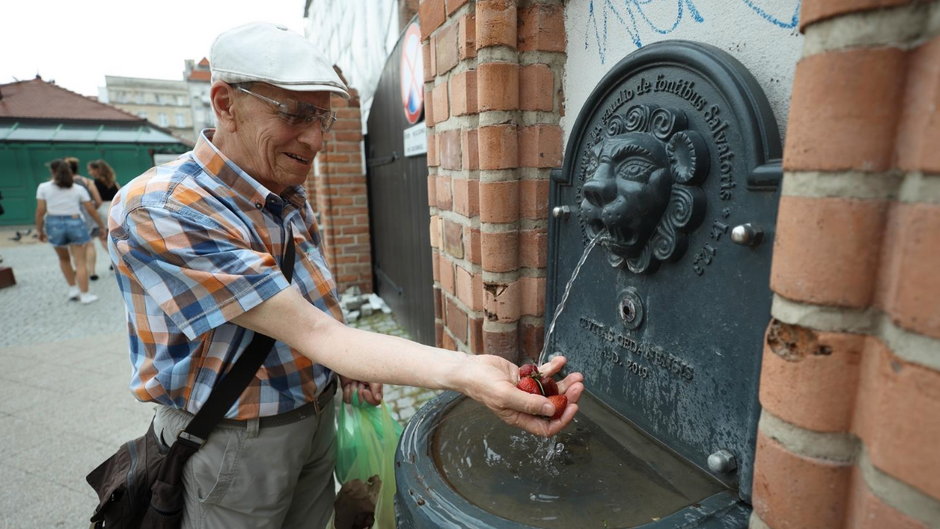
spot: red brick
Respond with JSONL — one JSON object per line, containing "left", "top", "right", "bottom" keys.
{"left": 519, "top": 321, "right": 544, "bottom": 362}
{"left": 771, "top": 196, "right": 888, "bottom": 308}
{"left": 519, "top": 228, "right": 547, "bottom": 268}
{"left": 752, "top": 431, "right": 852, "bottom": 529}
{"left": 461, "top": 129, "right": 480, "bottom": 170}
{"left": 478, "top": 125, "right": 518, "bottom": 169}
{"left": 458, "top": 12, "right": 477, "bottom": 60}
{"left": 800, "top": 0, "right": 913, "bottom": 30}
{"left": 519, "top": 124, "right": 563, "bottom": 168}
{"left": 435, "top": 321, "right": 445, "bottom": 348}
{"left": 445, "top": 296, "right": 469, "bottom": 343}
{"left": 520, "top": 276, "right": 545, "bottom": 317}
{"left": 475, "top": 0, "right": 516, "bottom": 49}
{"left": 785, "top": 48, "right": 907, "bottom": 172}
{"left": 439, "top": 253, "right": 455, "bottom": 294}
{"left": 424, "top": 87, "right": 435, "bottom": 126}
{"left": 896, "top": 36, "right": 940, "bottom": 174}
{"left": 440, "top": 129, "right": 462, "bottom": 170}
{"left": 434, "top": 21, "right": 459, "bottom": 75}
{"left": 450, "top": 70, "right": 478, "bottom": 116}
{"left": 465, "top": 226, "right": 482, "bottom": 265}
{"left": 429, "top": 215, "right": 442, "bottom": 249}
{"left": 432, "top": 82, "right": 450, "bottom": 124}
{"left": 876, "top": 202, "right": 940, "bottom": 339}
{"left": 479, "top": 180, "right": 519, "bottom": 223}
{"left": 433, "top": 286, "right": 443, "bottom": 320}
{"left": 853, "top": 338, "right": 940, "bottom": 499}
{"left": 427, "top": 131, "right": 439, "bottom": 167}
{"left": 469, "top": 317, "right": 485, "bottom": 354}
{"left": 455, "top": 265, "right": 484, "bottom": 312}
{"left": 431, "top": 249, "right": 441, "bottom": 282}
{"left": 435, "top": 174, "right": 453, "bottom": 211}
{"left": 452, "top": 177, "right": 479, "bottom": 217}
{"left": 422, "top": 41, "right": 435, "bottom": 83}
{"left": 441, "top": 329, "right": 457, "bottom": 350}
{"left": 483, "top": 325, "right": 519, "bottom": 360}
{"left": 443, "top": 219, "right": 464, "bottom": 258}
{"left": 477, "top": 62, "right": 519, "bottom": 111}
{"left": 845, "top": 468, "right": 929, "bottom": 529}
{"left": 446, "top": 0, "right": 468, "bottom": 16}
{"left": 484, "top": 280, "right": 521, "bottom": 323}
{"left": 519, "top": 64, "right": 554, "bottom": 112}
{"left": 419, "top": 0, "right": 446, "bottom": 39}
{"left": 481, "top": 230, "right": 519, "bottom": 273}
{"left": 518, "top": 3, "right": 565, "bottom": 52}
{"left": 759, "top": 320, "right": 864, "bottom": 432}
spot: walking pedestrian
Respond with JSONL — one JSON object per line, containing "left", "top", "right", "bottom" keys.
{"left": 108, "top": 22, "right": 584, "bottom": 529}
{"left": 88, "top": 159, "right": 120, "bottom": 270}
{"left": 65, "top": 157, "right": 104, "bottom": 281}
{"left": 36, "top": 159, "right": 106, "bottom": 304}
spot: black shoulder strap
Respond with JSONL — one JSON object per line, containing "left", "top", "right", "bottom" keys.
{"left": 180, "top": 226, "right": 296, "bottom": 444}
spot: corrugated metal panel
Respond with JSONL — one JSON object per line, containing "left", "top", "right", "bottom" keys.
{"left": 0, "top": 122, "right": 182, "bottom": 144}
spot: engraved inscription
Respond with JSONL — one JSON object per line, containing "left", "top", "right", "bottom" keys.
{"left": 580, "top": 317, "right": 694, "bottom": 381}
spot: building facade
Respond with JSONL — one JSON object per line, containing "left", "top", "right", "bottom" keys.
{"left": 103, "top": 75, "right": 194, "bottom": 144}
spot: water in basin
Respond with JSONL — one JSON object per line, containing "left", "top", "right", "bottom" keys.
{"left": 431, "top": 392, "right": 727, "bottom": 528}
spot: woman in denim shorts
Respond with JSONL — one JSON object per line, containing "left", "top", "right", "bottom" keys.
{"left": 35, "top": 159, "right": 107, "bottom": 304}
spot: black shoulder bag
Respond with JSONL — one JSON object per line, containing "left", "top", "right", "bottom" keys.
{"left": 86, "top": 230, "right": 296, "bottom": 528}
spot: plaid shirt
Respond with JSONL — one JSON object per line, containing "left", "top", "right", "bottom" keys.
{"left": 109, "top": 130, "right": 344, "bottom": 419}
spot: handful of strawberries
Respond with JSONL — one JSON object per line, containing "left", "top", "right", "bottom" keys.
{"left": 516, "top": 363, "right": 567, "bottom": 420}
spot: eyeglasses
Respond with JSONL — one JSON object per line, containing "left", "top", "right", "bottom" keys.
{"left": 235, "top": 85, "right": 337, "bottom": 132}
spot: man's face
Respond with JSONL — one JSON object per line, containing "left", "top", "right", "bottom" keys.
{"left": 229, "top": 83, "right": 331, "bottom": 194}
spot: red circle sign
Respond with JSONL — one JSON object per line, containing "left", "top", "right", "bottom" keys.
{"left": 400, "top": 23, "right": 424, "bottom": 124}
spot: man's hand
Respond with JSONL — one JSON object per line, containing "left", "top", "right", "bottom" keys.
{"left": 340, "top": 375, "right": 384, "bottom": 406}
{"left": 461, "top": 355, "right": 585, "bottom": 437}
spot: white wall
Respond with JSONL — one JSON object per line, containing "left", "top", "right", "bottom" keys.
{"left": 565, "top": 0, "right": 802, "bottom": 143}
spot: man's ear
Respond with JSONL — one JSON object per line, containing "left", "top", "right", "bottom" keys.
{"left": 210, "top": 82, "right": 238, "bottom": 132}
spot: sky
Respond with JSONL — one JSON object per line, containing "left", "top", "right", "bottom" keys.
{"left": 1, "top": 0, "right": 307, "bottom": 97}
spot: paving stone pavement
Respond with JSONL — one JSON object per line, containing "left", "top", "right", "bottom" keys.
{"left": 0, "top": 228, "right": 438, "bottom": 528}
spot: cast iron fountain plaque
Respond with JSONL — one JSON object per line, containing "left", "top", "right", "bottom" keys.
{"left": 548, "top": 40, "right": 781, "bottom": 500}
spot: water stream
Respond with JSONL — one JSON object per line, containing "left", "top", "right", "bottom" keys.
{"left": 537, "top": 231, "right": 608, "bottom": 367}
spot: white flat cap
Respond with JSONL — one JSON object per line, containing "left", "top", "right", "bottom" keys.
{"left": 210, "top": 22, "right": 349, "bottom": 98}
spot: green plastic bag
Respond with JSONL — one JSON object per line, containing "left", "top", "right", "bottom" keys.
{"left": 334, "top": 394, "right": 403, "bottom": 529}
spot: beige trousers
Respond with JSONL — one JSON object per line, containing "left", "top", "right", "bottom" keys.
{"left": 153, "top": 402, "right": 337, "bottom": 529}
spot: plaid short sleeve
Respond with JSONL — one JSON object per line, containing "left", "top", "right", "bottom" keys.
{"left": 118, "top": 201, "right": 291, "bottom": 341}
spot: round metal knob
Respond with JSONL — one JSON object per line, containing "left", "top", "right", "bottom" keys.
{"left": 552, "top": 206, "right": 571, "bottom": 219}
{"left": 707, "top": 449, "right": 737, "bottom": 473}
{"left": 730, "top": 223, "right": 762, "bottom": 246}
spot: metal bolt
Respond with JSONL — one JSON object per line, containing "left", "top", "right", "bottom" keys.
{"left": 730, "top": 223, "right": 762, "bottom": 246}
{"left": 552, "top": 206, "right": 571, "bottom": 219}
{"left": 707, "top": 449, "right": 737, "bottom": 473}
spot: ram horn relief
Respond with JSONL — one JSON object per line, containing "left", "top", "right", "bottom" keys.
{"left": 578, "top": 104, "right": 709, "bottom": 273}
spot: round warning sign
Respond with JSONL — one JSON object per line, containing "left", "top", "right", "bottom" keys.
{"left": 400, "top": 22, "right": 424, "bottom": 124}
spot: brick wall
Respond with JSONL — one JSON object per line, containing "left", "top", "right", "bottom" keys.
{"left": 419, "top": 0, "right": 565, "bottom": 360}
{"left": 751, "top": 2, "right": 940, "bottom": 528}
{"left": 308, "top": 88, "right": 373, "bottom": 295}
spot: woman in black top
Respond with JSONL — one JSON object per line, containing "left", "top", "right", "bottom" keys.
{"left": 88, "top": 159, "right": 120, "bottom": 261}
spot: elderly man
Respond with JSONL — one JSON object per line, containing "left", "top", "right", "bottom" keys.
{"left": 108, "top": 22, "right": 583, "bottom": 528}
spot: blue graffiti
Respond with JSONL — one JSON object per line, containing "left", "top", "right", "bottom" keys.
{"left": 585, "top": 0, "right": 801, "bottom": 63}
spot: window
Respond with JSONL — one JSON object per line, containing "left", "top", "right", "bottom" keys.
{"left": 176, "top": 113, "right": 186, "bottom": 127}
{"left": 158, "top": 113, "right": 168, "bottom": 126}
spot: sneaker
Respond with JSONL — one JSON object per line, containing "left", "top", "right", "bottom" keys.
{"left": 90, "top": 274, "right": 99, "bottom": 281}
{"left": 79, "top": 293, "right": 99, "bottom": 305}
{"left": 67, "top": 286, "right": 80, "bottom": 301}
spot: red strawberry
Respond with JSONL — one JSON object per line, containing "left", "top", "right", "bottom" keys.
{"left": 518, "top": 363, "right": 538, "bottom": 378}
{"left": 516, "top": 377, "right": 541, "bottom": 395}
{"left": 547, "top": 394, "right": 567, "bottom": 420}
{"left": 540, "top": 377, "right": 559, "bottom": 396}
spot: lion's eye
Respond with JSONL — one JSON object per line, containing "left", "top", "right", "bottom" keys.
{"left": 616, "top": 157, "right": 655, "bottom": 181}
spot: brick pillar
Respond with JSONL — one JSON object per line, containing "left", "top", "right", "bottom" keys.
{"left": 751, "top": 2, "right": 940, "bottom": 528}
{"left": 419, "top": 0, "right": 564, "bottom": 360}
{"left": 309, "top": 88, "right": 373, "bottom": 294}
